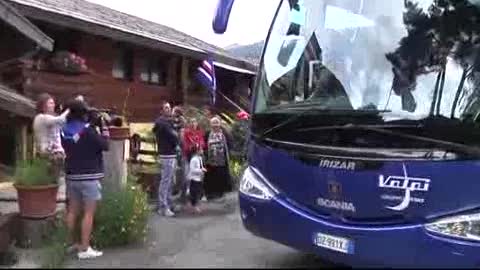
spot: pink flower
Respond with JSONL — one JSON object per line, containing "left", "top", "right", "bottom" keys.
{"left": 236, "top": 111, "right": 250, "bottom": 120}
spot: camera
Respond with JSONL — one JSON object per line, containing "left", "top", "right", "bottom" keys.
{"left": 87, "top": 108, "right": 106, "bottom": 128}
{"left": 87, "top": 107, "right": 123, "bottom": 128}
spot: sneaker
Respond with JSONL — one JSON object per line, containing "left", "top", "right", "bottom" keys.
{"left": 77, "top": 247, "right": 103, "bottom": 259}
{"left": 163, "top": 208, "right": 175, "bottom": 217}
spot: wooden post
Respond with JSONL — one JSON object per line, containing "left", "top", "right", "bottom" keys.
{"left": 103, "top": 127, "right": 130, "bottom": 192}
{"left": 167, "top": 56, "right": 179, "bottom": 90}
{"left": 181, "top": 57, "right": 190, "bottom": 105}
{"left": 13, "top": 120, "right": 28, "bottom": 167}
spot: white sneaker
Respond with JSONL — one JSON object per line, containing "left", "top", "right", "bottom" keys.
{"left": 77, "top": 247, "right": 103, "bottom": 259}
{"left": 163, "top": 208, "right": 175, "bottom": 217}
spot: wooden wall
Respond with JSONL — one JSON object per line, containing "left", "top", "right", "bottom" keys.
{"left": 20, "top": 25, "right": 182, "bottom": 123}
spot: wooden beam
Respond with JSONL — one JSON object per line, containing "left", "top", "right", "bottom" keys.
{"left": 0, "top": 85, "right": 35, "bottom": 118}
{"left": 0, "top": 0, "right": 53, "bottom": 51}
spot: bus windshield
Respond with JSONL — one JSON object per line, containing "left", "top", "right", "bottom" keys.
{"left": 255, "top": 0, "right": 480, "bottom": 124}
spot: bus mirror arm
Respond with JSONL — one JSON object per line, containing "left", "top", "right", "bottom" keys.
{"left": 212, "top": 0, "right": 235, "bottom": 34}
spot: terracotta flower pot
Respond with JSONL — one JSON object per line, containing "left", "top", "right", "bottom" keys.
{"left": 14, "top": 184, "right": 59, "bottom": 219}
{"left": 109, "top": 126, "right": 131, "bottom": 140}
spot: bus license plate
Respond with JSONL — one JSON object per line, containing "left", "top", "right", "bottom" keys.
{"left": 314, "top": 233, "right": 354, "bottom": 254}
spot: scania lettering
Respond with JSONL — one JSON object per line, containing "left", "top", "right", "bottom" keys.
{"left": 214, "top": 0, "right": 480, "bottom": 267}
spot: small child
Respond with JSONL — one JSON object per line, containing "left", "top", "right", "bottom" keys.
{"left": 187, "top": 144, "right": 207, "bottom": 214}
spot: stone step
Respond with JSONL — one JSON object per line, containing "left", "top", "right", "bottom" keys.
{"left": 0, "top": 214, "right": 15, "bottom": 254}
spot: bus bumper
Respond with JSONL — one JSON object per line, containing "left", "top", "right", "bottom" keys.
{"left": 239, "top": 193, "right": 480, "bottom": 268}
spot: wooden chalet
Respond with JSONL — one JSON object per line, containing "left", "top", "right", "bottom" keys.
{"left": 0, "top": 0, "right": 257, "bottom": 169}
{"left": 1, "top": 0, "right": 256, "bottom": 123}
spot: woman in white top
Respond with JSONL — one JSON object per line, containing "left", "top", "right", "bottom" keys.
{"left": 187, "top": 144, "right": 207, "bottom": 214}
{"left": 33, "top": 93, "right": 70, "bottom": 180}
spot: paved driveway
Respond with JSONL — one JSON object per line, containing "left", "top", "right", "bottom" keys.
{"left": 67, "top": 194, "right": 339, "bottom": 268}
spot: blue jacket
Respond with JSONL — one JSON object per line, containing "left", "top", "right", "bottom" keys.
{"left": 152, "top": 116, "right": 179, "bottom": 158}
{"left": 61, "top": 120, "right": 109, "bottom": 181}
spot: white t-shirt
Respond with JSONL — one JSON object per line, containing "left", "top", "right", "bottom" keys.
{"left": 32, "top": 110, "right": 69, "bottom": 154}
{"left": 188, "top": 155, "right": 205, "bottom": 182}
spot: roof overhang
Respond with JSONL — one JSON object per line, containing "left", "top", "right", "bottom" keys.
{"left": 213, "top": 61, "right": 257, "bottom": 75}
{"left": 0, "top": 82, "right": 35, "bottom": 118}
{"left": 9, "top": 0, "right": 207, "bottom": 59}
{"left": 8, "top": 0, "right": 257, "bottom": 71}
{"left": 0, "top": 0, "right": 53, "bottom": 51}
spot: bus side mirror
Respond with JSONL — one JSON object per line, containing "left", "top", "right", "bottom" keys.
{"left": 212, "top": 0, "right": 235, "bottom": 34}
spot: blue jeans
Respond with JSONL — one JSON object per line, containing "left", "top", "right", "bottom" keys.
{"left": 157, "top": 158, "right": 177, "bottom": 211}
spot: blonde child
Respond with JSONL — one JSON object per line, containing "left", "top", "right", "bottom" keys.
{"left": 187, "top": 144, "right": 207, "bottom": 214}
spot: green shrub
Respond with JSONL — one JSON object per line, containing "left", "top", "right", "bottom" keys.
{"left": 230, "top": 158, "right": 247, "bottom": 189}
{"left": 14, "top": 158, "right": 55, "bottom": 186}
{"left": 92, "top": 183, "right": 149, "bottom": 248}
{"left": 230, "top": 119, "right": 249, "bottom": 161}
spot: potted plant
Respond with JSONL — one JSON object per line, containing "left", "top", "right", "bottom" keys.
{"left": 49, "top": 51, "right": 88, "bottom": 75}
{"left": 14, "top": 158, "right": 58, "bottom": 219}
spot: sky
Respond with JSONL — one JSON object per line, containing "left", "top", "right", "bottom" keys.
{"left": 85, "top": 0, "right": 279, "bottom": 48}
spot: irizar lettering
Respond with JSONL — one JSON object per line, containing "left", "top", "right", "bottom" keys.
{"left": 319, "top": 159, "right": 356, "bottom": 170}
{"left": 317, "top": 198, "right": 356, "bottom": 212}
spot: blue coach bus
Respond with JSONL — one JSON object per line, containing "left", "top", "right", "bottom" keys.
{"left": 214, "top": 0, "right": 480, "bottom": 267}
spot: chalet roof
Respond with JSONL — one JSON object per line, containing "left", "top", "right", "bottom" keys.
{"left": 5, "top": 0, "right": 257, "bottom": 73}
{"left": 0, "top": 82, "right": 35, "bottom": 118}
{"left": 0, "top": 0, "right": 53, "bottom": 51}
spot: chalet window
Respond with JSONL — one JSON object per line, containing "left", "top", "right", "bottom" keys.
{"left": 113, "top": 47, "right": 133, "bottom": 81}
{"left": 139, "top": 56, "right": 168, "bottom": 86}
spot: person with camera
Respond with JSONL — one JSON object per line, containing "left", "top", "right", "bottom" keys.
{"left": 62, "top": 99, "right": 110, "bottom": 259}
{"left": 153, "top": 101, "right": 179, "bottom": 217}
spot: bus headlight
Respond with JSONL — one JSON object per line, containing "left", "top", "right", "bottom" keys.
{"left": 425, "top": 213, "right": 480, "bottom": 241}
{"left": 239, "top": 167, "right": 278, "bottom": 200}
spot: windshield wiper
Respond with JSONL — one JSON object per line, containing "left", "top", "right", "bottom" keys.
{"left": 358, "top": 125, "right": 480, "bottom": 155}
{"left": 299, "top": 123, "right": 480, "bottom": 156}
{"left": 297, "top": 123, "right": 424, "bottom": 132}
{"left": 259, "top": 107, "right": 389, "bottom": 139}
